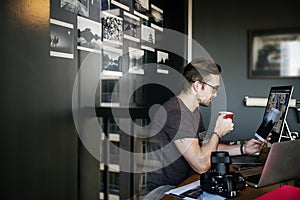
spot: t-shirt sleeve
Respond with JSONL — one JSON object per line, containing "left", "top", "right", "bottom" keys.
{"left": 164, "top": 109, "right": 198, "bottom": 141}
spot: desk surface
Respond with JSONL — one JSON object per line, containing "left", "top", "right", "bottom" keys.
{"left": 161, "top": 173, "right": 295, "bottom": 200}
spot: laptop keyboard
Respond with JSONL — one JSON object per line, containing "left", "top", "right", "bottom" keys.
{"left": 246, "top": 174, "right": 261, "bottom": 184}
{"left": 239, "top": 166, "right": 263, "bottom": 177}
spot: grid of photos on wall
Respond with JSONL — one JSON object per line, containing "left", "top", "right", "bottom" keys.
{"left": 50, "top": 0, "right": 168, "bottom": 108}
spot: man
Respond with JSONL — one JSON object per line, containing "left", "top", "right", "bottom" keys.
{"left": 141, "top": 58, "right": 267, "bottom": 200}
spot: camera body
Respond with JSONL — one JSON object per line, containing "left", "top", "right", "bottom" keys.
{"left": 200, "top": 151, "right": 246, "bottom": 198}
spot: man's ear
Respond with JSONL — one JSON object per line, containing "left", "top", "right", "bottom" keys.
{"left": 192, "top": 81, "right": 198, "bottom": 92}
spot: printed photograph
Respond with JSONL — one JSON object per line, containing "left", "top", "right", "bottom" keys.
{"left": 157, "top": 50, "right": 169, "bottom": 74}
{"left": 128, "top": 47, "right": 144, "bottom": 74}
{"left": 102, "top": 11, "right": 123, "bottom": 45}
{"left": 141, "top": 25, "right": 155, "bottom": 44}
{"left": 150, "top": 4, "right": 163, "bottom": 31}
{"left": 134, "top": 0, "right": 149, "bottom": 13}
{"left": 102, "top": 45, "right": 122, "bottom": 76}
{"left": 50, "top": 18, "right": 74, "bottom": 59}
{"left": 77, "top": 16, "right": 101, "bottom": 53}
{"left": 101, "top": 79, "right": 120, "bottom": 107}
{"left": 123, "top": 11, "right": 141, "bottom": 42}
{"left": 60, "top": 0, "right": 89, "bottom": 17}
{"left": 111, "top": 0, "right": 131, "bottom": 11}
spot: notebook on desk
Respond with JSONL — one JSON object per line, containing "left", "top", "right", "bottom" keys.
{"left": 239, "top": 140, "right": 300, "bottom": 188}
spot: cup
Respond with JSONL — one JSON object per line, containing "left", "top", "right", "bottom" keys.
{"left": 219, "top": 111, "right": 233, "bottom": 119}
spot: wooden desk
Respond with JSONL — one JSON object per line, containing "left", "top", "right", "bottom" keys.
{"left": 162, "top": 147, "right": 295, "bottom": 200}
{"left": 162, "top": 173, "right": 295, "bottom": 200}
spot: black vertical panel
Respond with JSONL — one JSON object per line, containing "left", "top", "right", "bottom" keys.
{"left": 0, "top": 0, "right": 78, "bottom": 200}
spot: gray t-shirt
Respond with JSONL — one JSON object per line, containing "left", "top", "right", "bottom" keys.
{"left": 144, "top": 96, "right": 206, "bottom": 193}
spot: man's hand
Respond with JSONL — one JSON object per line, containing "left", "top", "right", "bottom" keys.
{"left": 214, "top": 113, "right": 234, "bottom": 137}
{"left": 244, "top": 133, "right": 271, "bottom": 155}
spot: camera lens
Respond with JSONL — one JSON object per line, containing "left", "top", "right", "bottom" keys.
{"left": 211, "top": 151, "right": 231, "bottom": 175}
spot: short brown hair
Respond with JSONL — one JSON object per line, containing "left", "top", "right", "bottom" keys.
{"left": 182, "top": 58, "right": 221, "bottom": 91}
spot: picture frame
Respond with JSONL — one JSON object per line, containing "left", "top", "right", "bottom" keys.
{"left": 248, "top": 27, "right": 300, "bottom": 78}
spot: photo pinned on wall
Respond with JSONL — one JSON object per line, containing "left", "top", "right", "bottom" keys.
{"left": 134, "top": 0, "right": 149, "bottom": 13}
{"left": 102, "top": 11, "right": 123, "bottom": 46}
{"left": 91, "top": 0, "right": 101, "bottom": 8}
{"left": 77, "top": 16, "right": 101, "bottom": 53}
{"left": 123, "top": 11, "right": 141, "bottom": 43}
{"left": 141, "top": 24, "right": 155, "bottom": 52}
{"left": 60, "top": 0, "right": 89, "bottom": 17}
{"left": 111, "top": 0, "right": 130, "bottom": 11}
{"left": 128, "top": 47, "right": 145, "bottom": 75}
{"left": 100, "top": 0, "right": 110, "bottom": 10}
{"left": 50, "top": 18, "right": 74, "bottom": 59}
{"left": 150, "top": 4, "right": 163, "bottom": 32}
{"left": 102, "top": 45, "right": 123, "bottom": 77}
{"left": 157, "top": 50, "right": 169, "bottom": 74}
{"left": 133, "top": 0, "right": 149, "bottom": 21}
{"left": 100, "top": 79, "right": 120, "bottom": 107}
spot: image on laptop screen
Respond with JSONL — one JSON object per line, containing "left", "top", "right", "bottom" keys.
{"left": 255, "top": 85, "right": 294, "bottom": 143}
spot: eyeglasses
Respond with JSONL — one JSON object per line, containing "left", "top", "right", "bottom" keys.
{"left": 200, "top": 81, "right": 219, "bottom": 93}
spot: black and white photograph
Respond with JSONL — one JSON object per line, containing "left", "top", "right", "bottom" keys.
{"left": 91, "top": 0, "right": 101, "bottom": 8}
{"left": 157, "top": 50, "right": 169, "bottom": 74}
{"left": 77, "top": 16, "right": 101, "bottom": 53}
{"left": 141, "top": 24, "right": 155, "bottom": 52}
{"left": 101, "top": 79, "right": 120, "bottom": 107}
{"left": 150, "top": 4, "right": 163, "bottom": 32}
{"left": 128, "top": 47, "right": 144, "bottom": 74}
{"left": 50, "top": 18, "right": 74, "bottom": 59}
{"left": 102, "top": 11, "right": 123, "bottom": 45}
{"left": 100, "top": 0, "right": 110, "bottom": 10}
{"left": 123, "top": 11, "right": 141, "bottom": 43}
{"left": 134, "top": 0, "right": 149, "bottom": 13}
{"left": 111, "top": 0, "right": 131, "bottom": 11}
{"left": 60, "top": 0, "right": 89, "bottom": 17}
{"left": 248, "top": 27, "right": 300, "bottom": 78}
{"left": 102, "top": 45, "right": 123, "bottom": 77}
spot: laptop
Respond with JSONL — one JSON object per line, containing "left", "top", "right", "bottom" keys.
{"left": 239, "top": 140, "right": 300, "bottom": 188}
{"left": 231, "top": 85, "right": 294, "bottom": 165}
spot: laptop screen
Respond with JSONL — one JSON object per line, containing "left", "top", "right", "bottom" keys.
{"left": 262, "top": 85, "right": 293, "bottom": 143}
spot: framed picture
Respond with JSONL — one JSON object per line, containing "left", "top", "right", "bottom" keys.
{"left": 248, "top": 27, "right": 300, "bottom": 78}
{"left": 77, "top": 16, "right": 101, "bottom": 53}
{"left": 50, "top": 18, "right": 74, "bottom": 59}
{"left": 60, "top": 0, "right": 89, "bottom": 17}
{"left": 102, "top": 11, "right": 123, "bottom": 45}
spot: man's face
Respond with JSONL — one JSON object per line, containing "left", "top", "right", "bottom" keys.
{"left": 197, "top": 74, "right": 220, "bottom": 107}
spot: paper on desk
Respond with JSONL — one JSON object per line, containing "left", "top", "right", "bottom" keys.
{"left": 165, "top": 180, "right": 225, "bottom": 200}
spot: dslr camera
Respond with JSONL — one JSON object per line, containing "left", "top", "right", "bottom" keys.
{"left": 200, "top": 151, "right": 246, "bottom": 198}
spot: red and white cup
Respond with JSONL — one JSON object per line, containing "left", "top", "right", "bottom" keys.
{"left": 219, "top": 111, "right": 233, "bottom": 119}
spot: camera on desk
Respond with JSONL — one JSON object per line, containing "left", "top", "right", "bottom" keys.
{"left": 200, "top": 151, "right": 246, "bottom": 198}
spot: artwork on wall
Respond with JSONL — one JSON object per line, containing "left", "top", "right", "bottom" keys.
{"left": 102, "top": 45, "right": 123, "bottom": 77}
{"left": 157, "top": 50, "right": 169, "bottom": 74}
{"left": 101, "top": 79, "right": 120, "bottom": 107}
{"left": 102, "top": 11, "right": 123, "bottom": 45}
{"left": 111, "top": 0, "right": 130, "bottom": 11}
{"left": 150, "top": 4, "right": 163, "bottom": 32}
{"left": 134, "top": 0, "right": 149, "bottom": 13}
{"left": 248, "top": 27, "right": 300, "bottom": 78}
{"left": 128, "top": 47, "right": 145, "bottom": 74}
{"left": 50, "top": 18, "right": 74, "bottom": 59}
{"left": 133, "top": 0, "right": 149, "bottom": 20}
{"left": 141, "top": 24, "right": 155, "bottom": 52}
{"left": 77, "top": 16, "right": 101, "bottom": 53}
{"left": 60, "top": 0, "right": 89, "bottom": 17}
{"left": 123, "top": 11, "right": 140, "bottom": 43}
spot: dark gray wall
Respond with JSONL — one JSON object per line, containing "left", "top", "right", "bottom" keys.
{"left": 0, "top": 0, "right": 187, "bottom": 200}
{"left": 193, "top": 0, "right": 300, "bottom": 140}
{"left": 0, "top": 1, "right": 80, "bottom": 200}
